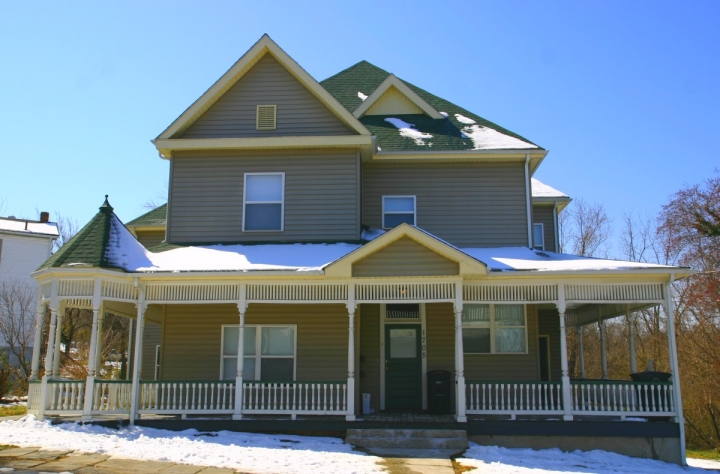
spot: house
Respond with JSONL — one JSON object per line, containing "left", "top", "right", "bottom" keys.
{"left": 27, "top": 35, "right": 690, "bottom": 464}
{"left": 0, "top": 213, "right": 58, "bottom": 289}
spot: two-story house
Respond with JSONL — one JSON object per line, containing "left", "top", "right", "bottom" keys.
{"left": 28, "top": 35, "right": 690, "bottom": 464}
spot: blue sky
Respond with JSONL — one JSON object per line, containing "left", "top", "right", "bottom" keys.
{"left": 1, "top": 1, "right": 718, "bottom": 256}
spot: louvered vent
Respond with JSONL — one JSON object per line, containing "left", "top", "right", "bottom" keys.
{"left": 256, "top": 105, "right": 277, "bottom": 130}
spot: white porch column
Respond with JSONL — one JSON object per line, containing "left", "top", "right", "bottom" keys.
{"left": 94, "top": 308, "right": 106, "bottom": 375}
{"left": 52, "top": 303, "right": 64, "bottom": 377}
{"left": 664, "top": 276, "right": 687, "bottom": 465}
{"left": 599, "top": 318, "right": 608, "bottom": 379}
{"left": 557, "top": 284, "right": 573, "bottom": 421}
{"left": 345, "top": 284, "right": 356, "bottom": 421}
{"left": 577, "top": 326, "right": 585, "bottom": 379}
{"left": 627, "top": 307, "right": 637, "bottom": 374}
{"left": 83, "top": 279, "right": 102, "bottom": 420}
{"left": 29, "top": 300, "right": 46, "bottom": 380}
{"left": 126, "top": 319, "right": 134, "bottom": 380}
{"left": 129, "top": 287, "right": 147, "bottom": 425}
{"left": 39, "top": 280, "right": 59, "bottom": 419}
{"left": 454, "top": 305, "right": 467, "bottom": 422}
{"left": 233, "top": 284, "right": 247, "bottom": 420}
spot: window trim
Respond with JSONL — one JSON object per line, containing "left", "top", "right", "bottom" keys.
{"left": 220, "top": 324, "right": 297, "bottom": 381}
{"left": 462, "top": 304, "right": 528, "bottom": 355}
{"left": 533, "top": 223, "right": 545, "bottom": 251}
{"left": 242, "top": 172, "right": 285, "bottom": 232}
{"left": 382, "top": 195, "right": 416, "bottom": 229}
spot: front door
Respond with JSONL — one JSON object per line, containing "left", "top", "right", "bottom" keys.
{"left": 385, "top": 324, "right": 422, "bottom": 411}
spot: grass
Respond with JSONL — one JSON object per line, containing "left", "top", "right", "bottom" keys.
{"left": 0, "top": 445, "right": 18, "bottom": 451}
{"left": 687, "top": 449, "right": 720, "bottom": 461}
{"left": 0, "top": 405, "right": 27, "bottom": 417}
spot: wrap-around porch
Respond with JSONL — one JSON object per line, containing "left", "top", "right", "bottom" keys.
{"left": 27, "top": 277, "right": 683, "bottom": 432}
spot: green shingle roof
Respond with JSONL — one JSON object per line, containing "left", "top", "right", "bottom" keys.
{"left": 126, "top": 203, "right": 167, "bottom": 228}
{"left": 320, "top": 61, "right": 541, "bottom": 151}
{"left": 38, "top": 197, "right": 126, "bottom": 271}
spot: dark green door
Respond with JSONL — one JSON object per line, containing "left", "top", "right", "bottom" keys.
{"left": 385, "top": 324, "right": 422, "bottom": 411}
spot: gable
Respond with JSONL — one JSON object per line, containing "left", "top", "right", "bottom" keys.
{"left": 352, "top": 236, "right": 459, "bottom": 277}
{"left": 365, "top": 86, "right": 424, "bottom": 115}
{"left": 181, "top": 54, "right": 352, "bottom": 138}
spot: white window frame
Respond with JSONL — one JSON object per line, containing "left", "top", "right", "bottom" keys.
{"left": 220, "top": 324, "right": 297, "bottom": 381}
{"left": 242, "top": 172, "right": 285, "bottom": 232}
{"left": 462, "top": 304, "right": 528, "bottom": 355}
{"left": 382, "top": 195, "right": 416, "bottom": 229}
{"left": 533, "top": 223, "right": 545, "bottom": 251}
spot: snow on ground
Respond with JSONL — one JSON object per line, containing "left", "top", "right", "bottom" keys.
{"left": 462, "top": 246, "right": 678, "bottom": 272}
{"left": 384, "top": 117, "right": 433, "bottom": 146}
{"left": 0, "top": 416, "right": 383, "bottom": 474}
{"left": 457, "top": 443, "right": 719, "bottom": 473}
{"left": 531, "top": 178, "right": 569, "bottom": 198}
{"left": 454, "top": 113, "right": 537, "bottom": 149}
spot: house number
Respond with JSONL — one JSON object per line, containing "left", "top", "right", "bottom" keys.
{"left": 422, "top": 329, "right": 427, "bottom": 358}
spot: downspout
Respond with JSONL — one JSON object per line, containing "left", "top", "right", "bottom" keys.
{"left": 525, "top": 154, "right": 533, "bottom": 247}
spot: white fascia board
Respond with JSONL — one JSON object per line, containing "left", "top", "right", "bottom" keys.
{"left": 155, "top": 136, "right": 373, "bottom": 156}
{"left": 156, "top": 35, "right": 370, "bottom": 140}
{"left": 353, "top": 74, "right": 444, "bottom": 119}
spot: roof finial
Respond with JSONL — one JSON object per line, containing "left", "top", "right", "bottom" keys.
{"left": 100, "top": 195, "right": 114, "bottom": 213}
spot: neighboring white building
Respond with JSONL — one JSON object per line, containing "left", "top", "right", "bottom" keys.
{"left": 0, "top": 213, "right": 59, "bottom": 289}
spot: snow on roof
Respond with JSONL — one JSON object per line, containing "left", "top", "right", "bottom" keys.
{"left": 454, "top": 114, "right": 536, "bottom": 150}
{"left": 384, "top": 118, "right": 433, "bottom": 146}
{"left": 531, "top": 178, "right": 569, "bottom": 199}
{"left": 0, "top": 218, "right": 59, "bottom": 237}
{"left": 462, "top": 247, "right": 677, "bottom": 272}
{"left": 357, "top": 91, "right": 367, "bottom": 101}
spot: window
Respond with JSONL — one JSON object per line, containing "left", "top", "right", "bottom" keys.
{"left": 243, "top": 173, "right": 284, "bottom": 231}
{"left": 221, "top": 325, "right": 296, "bottom": 381}
{"left": 382, "top": 196, "right": 416, "bottom": 228}
{"left": 462, "top": 304, "right": 527, "bottom": 354}
{"left": 533, "top": 223, "right": 545, "bottom": 250}
{"left": 256, "top": 105, "right": 277, "bottom": 130}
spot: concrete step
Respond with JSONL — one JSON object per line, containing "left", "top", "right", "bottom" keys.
{"left": 345, "top": 429, "right": 468, "bottom": 450}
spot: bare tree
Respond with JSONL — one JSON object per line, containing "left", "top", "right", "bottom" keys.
{"left": 0, "top": 280, "right": 37, "bottom": 391}
{"left": 52, "top": 213, "right": 79, "bottom": 253}
{"left": 142, "top": 182, "right": 169, "bottom": 211}
{"left": 558, "top": 198, "right": 612, "bottom": 257}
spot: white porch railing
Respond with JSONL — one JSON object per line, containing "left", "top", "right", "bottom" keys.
{"left": 242, "top": 381, "right": 348, "bottom": 417}
{"left": 466, "top": 381, "right": 563, "bottom": 416}
{"left": 92, "top": 380, "right": 132, "bottom": 413}
{"left": 46, "top": 380, "right": 85, "bottom": 414}
{"left": 571, "top": 380, "right": 675, "bottom": 417}
{"left": 138, "top": 381, "right": 236, "bottom": 415}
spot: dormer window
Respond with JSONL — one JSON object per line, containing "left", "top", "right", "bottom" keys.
{"left": 256, "top": 105, "right": 277, "bottom": 130}
{"left": 383, "top": 196, "right": 416, "bottom": 229}
{"left": 243, "top": 173, "right": 284, "bottom": 231}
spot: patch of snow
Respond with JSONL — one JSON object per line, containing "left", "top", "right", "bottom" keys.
{"left": 454, "top": 113, "right": 537, "bottom": 150}
{"left": 439, "top": 111, "right": 448, "bottom": 117}
{"left": 384, "top": 118, "right": 433, "bottom": 146}
{"left": 461, "top": 247, "right": 678, "bottom": 272}
{"left": 458, "top": 443, "right": 712, "bottom": 473}
{"left": 532, "top": 178, "right": 569, "bottom": 198}
{"left": 624, "top": 417, "right": 649, "bottom": 422}
{"left": 358, "top": 91, "right": 368, "bottom": 101}
{"left": 105, "top": 214, "right": 155, "bottom": 270}
{"left": 361, "top": 228, "right": 386, "bottom": 241}
{"left": 0, "top": 416, "right": 383, "bottom": 474}
{"left": 688, "top": 458, "right": 720, "bottom": 470}
{"left": 0, "top": 218, "right": 59, "bottom": 237}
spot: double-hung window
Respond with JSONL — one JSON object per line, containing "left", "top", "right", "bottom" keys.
{"left": 243, "top": 173, "right": 284, "bottom": 231}
{"left": 382, "top": 195, "right": 416, "bottom": 228}
{"left": 533, "top": 223, "right": 545, "bottom": 250}
{"left": 462, "top": 304, "right": 527, "bottom": 354}
{"left": 221, "top": 325, "right": 296, "bottom": 381}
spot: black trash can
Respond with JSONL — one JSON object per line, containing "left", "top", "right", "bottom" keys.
{"left": 630, "top": 371, "right": 672, "bottom": 412}
{"left": 427, "top": 370, "right": 451, "bottom": 414}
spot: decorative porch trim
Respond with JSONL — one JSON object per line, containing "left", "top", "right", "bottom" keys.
{"left": 463, "top": 283, "right": 557, "bottom": 302}
{"left": 565, "top": 283, "right": 664, "bottom": 302}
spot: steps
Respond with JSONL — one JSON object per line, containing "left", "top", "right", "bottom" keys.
{"left": 345, "top": 429, "right": 468, "bottom": 450}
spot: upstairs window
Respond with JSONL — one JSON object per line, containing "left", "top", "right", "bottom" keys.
{"left": 382, "top": 196, "right": 416, "bottom": 229}
{"left": 243, "top": 173, "right": 284, "bottom": 231}
{"left": 533, "top": 223, "right": 545, "bottom": 250}
{"left": 256, "top": 105, "right": 277, "bottom": 130}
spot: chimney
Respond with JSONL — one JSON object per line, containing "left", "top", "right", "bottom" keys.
{"left": 40, "top": 212, "right": 49, "bottom": 223}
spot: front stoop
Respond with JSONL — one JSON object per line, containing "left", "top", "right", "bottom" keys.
{"left": 345, "top": 429, "right": 468, "bottom": 450}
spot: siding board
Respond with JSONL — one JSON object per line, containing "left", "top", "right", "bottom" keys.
{"left": 168, "top": 149, "right": 359, "bottom": 242}
{"left": 352, "top": 237, "right": 459, "bottom": 277}
{"left": 181, "top": 54, "right": 351, "bottom": 138}
{"left": 362, "top": 162, "right": 528, "bottom": 247}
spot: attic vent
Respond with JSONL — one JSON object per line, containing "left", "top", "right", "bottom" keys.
{"left": 256, "top": 105, "right": 277, "bottom": 130}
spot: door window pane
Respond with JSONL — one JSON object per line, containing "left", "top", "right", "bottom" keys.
{"left": 262, "top": 327, "right": 295, "bottom": 356}
{"left": 495, "top": 328, "right": 526, "bottom": 353}
{"left": 246, "top": 174, "right": 282, "bottom": 202}
{"left": 261, "top": 358, "right": 294, "bottom": 381}
{"left": 463, "top": 328, "right": 490, "bottom": 354}
{"left": 389, "top": 329, "right": 417, "bottom": 358}
{"left": 244, "top": 203, "right": 282, "bottom": 231}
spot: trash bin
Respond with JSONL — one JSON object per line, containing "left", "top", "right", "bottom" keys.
{"left": 630, "top": 371, "right": 672, "bottom": 412}
{"left": 427, "top": 370, "right": 451, "bottom": 414}
{"left": 362, "top": 393, "right": 374, "bottom": 414}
